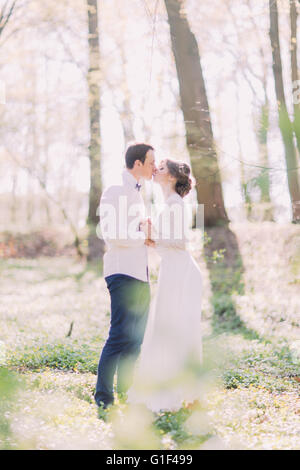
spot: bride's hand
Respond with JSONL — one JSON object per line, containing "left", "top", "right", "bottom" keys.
{"left": 145, "top": 238, "right": 156, "bottom": 247}
{"left": 139, "top": 218, "right": 152, "bottom": 238}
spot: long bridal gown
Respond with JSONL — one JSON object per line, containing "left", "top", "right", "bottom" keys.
{"left": 127, "top": 192, "right": 203, "bottom": 412}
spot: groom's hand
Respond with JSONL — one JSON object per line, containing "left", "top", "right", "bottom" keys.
{"left": 145, "top": 238, "right": 155, "bottom": 247}
{"left": 139, "top": 219, "right": 155, "bottom": 246}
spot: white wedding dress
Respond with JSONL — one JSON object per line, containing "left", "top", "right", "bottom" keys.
{"left": 127, "top": 192, "right": 203, "bottom": 412}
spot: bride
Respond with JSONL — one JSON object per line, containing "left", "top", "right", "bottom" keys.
{"left": 126, "top": 159, "right": 203, "bottom": 413}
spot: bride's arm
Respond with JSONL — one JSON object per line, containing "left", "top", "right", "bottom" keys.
{"left": 152, "top": 202, "right": 188, "bottom": 250}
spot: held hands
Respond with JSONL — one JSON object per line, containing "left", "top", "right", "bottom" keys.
{"left": 139, "top": 218, "right": 152, "bottom": 238}
{"left": 139, "top": 218, "right": 156, "bottom": 247}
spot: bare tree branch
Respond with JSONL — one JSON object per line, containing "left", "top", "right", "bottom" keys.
{"left": 0, "top": 0, "right": 17, "bottom": 37}
{"left": 7, "top": 151, "right": 84, "bottom": 257}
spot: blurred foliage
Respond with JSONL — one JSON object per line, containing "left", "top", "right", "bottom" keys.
{"left": 0, "top": 368, "right": 21, "bottom": 449}
{"left": 0, "top": 230, "right": 76, "bottom": 258}
{"left": 153, "top": 407, "right": 211, "bottom": 448}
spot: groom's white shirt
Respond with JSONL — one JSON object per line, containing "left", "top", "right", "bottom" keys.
{"left": 99, "top": 169, "right": 149, "bottom": 282}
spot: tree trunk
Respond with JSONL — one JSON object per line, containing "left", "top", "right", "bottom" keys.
{"left": 232, "top": 0, "right": 273, "bottom": 220}
{"left": 120, "top": 94, "right": 135, "bottom": 144}
{"left": 290, "top": 0, "right": 300, "bottom": 155}
{"left": 86, "top": 0, "right": 104, "bottom": 259}
{"left": 256, "top": 101, "right": 274, "bottom": 221}
{"left": 11, "top": 170, "right": 17, "bottom": 224}
{"left": 119, "top": 44, "right": 135, "bottom": 144}
{"left": 165, "top": 0, "right": 247, "bottom": 337}
{"left": 164, "top": 0, "right": 229, "bottom": 226}
{"left": 269, "top": 0, "right": 300, "bottom": 222}
{"left": 234, "top": 80, "right": 252, "bottom": 220}
{"left": 256, "top": 42, "right": 273, "bottom": 220}
{"left": 43, "top": 55, "right": 52, "bottom": 226}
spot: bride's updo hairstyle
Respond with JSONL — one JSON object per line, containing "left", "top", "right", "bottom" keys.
{"left": 166, "top": 159, "right": 193, "bottom": 198}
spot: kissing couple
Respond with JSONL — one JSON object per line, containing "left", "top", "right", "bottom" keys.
{"left": 95, "top": 143, "right": 203, "bottom": 413}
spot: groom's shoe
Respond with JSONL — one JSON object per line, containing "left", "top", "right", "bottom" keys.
{"left": 97, "top": 401, "right": 114, "bottom": 421}
{"left": 95, "top": 394, "right": 114, "bottom": 408}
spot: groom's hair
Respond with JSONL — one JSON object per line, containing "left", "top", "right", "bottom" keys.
{"left": 125, "top": 143, "right": 154, "bottom": 169}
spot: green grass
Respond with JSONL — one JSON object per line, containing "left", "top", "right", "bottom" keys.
{"left": 0, "top": 368, "right": 22, "bottom": 449}
{"left": 8, "top": 341, "right": 99, "bottom": 374}
{"left": 221, "top": 341, "right": 300, "bottom": 395}
{"left": 1, "top": 223, "right": 299, "bottom": 450}
{"left": 5, "top": 334, "right": 299, "bottom": 449}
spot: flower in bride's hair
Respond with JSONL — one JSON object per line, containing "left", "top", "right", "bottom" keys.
{"left": 179, "top": 163, "right": 190, "bottom": 175}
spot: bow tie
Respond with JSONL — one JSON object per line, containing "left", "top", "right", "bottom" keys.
{"left": 135, "top": 182, "right": 142, "bottom": 191}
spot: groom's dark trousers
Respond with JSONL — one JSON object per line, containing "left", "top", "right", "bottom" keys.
{"left": 95, "top": 274, "right": 150, "bottom": 408}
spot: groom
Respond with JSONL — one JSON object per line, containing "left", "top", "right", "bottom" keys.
{"left": 95, "top": 143, "right": 157, "bottom": 410}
